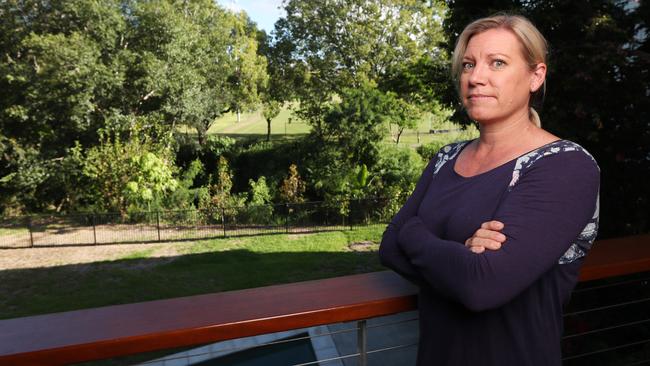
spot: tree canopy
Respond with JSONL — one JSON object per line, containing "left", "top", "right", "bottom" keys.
{"left": 0, "top": 0, "right": 267, "bottom": 213}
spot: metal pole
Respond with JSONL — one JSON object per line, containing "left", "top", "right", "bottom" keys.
{"left": 285, "top": 203, "right": 290, "bottom": 233}
{"left": 156, "top": 211, "right": 161, "bottom": 242}
{"left": 92, "top": 214, "right": 97, "bottom": 245}
{"left": 27, "top": 216, "right": 34, "bottom": 248}
{"left": 357, "top": 320, "right": 368, "bottom": 366}
{"left": 349, "top": 199, "right": 354, "bottom": 231}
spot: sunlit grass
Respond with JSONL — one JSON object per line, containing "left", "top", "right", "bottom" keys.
{"left": 0, "top": 225, "right": 386, "bottom": 319}
{"left": 176, "top": 104, "right": 475, "bottom": 148}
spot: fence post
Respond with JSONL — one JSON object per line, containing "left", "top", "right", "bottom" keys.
{"left": 92, "top": 214, "right": 97, "bottom": 245}
{"left": 349, "top": 199, "right": 354, "bottom": 231}
{"left": 27, "top": 216, "right": 34, "bottom": 248}
{"left": 221, "top": 207, "right": 227, "bottom": 238}
{"left": 285, "top": 203, "right": 290, "bottom": 234}
{"left": 156, "top": 211, "right": 161, "bottom": 242}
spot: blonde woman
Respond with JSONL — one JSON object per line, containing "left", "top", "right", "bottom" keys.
{"left": 379, "top": 14, "right": 600, "bottom": 365}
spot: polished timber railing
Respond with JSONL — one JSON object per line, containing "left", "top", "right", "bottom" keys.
{"left": 2, "top": 234, "right": 650, "bottom": 366}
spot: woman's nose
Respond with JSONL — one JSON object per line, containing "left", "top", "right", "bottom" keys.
{"left": 468, "top": 64, "right": 487, "bottom": 85}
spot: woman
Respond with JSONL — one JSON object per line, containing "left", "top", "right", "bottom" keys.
{"left": 379, "top": 14, "right": 600, "bottom": 365}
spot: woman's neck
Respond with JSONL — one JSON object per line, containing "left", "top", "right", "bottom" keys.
{"left": 475, "top": 110, "right": 537, "bottom": 156}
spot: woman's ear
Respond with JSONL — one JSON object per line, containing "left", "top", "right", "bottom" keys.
{"left": 530, "top": 63, "right": 547, "bottom": 93}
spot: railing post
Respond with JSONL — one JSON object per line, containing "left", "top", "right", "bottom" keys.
{"left": 156, "top": 211, "right": 161, "bottom": 242}
{"left": 92, "top": 214, "right": 97, "bottom": 245}
{"left": 357, "top": 319, "right": 368, "bottom": 366}
{"left": 27, "top": 216, "right": 34, "bottom": 248}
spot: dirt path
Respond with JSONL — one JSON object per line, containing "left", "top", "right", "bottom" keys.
{"left": 0, "top": 242, "right": 187, "bottom": 271}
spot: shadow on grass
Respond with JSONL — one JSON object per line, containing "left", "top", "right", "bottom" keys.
{"left": 0, "top": 247, "right": 384, "bottom": 320}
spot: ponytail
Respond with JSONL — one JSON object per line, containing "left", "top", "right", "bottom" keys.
{"left": 530, "top": 107, "right": 542, "bottom": 127}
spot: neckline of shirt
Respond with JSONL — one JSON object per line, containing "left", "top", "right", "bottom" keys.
{"left": 451, "top": 138, "right": 566, "bottom": 180}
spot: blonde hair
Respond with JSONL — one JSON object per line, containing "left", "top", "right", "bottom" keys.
{"left": 451, "top": 14, "right": 548, "bottom": 127}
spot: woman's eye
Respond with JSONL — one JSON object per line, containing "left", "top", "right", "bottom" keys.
{"left": 493, "top": 60, "right": 506, "bottom": 68}
{"left": 462, "top": 62, "right": 474, "bottom": 70}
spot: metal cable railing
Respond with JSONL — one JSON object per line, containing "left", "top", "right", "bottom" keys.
{"left": 136, "top": 316, "right": 420, "bottom": 366}
{"left": 4, "top": 236, "right": 650, "bottom": 365}
{"left": 562, "top": 271, "right": 650, "bottom": 365}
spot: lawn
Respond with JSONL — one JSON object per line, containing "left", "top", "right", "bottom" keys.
{"left": 0, "top": 224, "right": 386, "bottom": 320}
{"left": 177, "top": 104, "right": 478, "bottom": 147}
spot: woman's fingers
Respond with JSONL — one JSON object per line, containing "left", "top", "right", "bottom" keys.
{"left": 476, "top": 228, "right": 507, "bottom": 243}
{"left": 481, "top": 220, "right": 505, "bottom": 231}
{"left": 466, "top": 221, "right": 507, "bottom": 254}
{"left": 469, "top": 245, "right": 485, "bottom": 254}
{"left": 467, "top": 236, "right": 502, "bottom": 250}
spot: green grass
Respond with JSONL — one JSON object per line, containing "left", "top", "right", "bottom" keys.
{"left": 176, "top": 104, "right": 477, "bottom": 147}
{"left": 0, "top": 225, "right": 386, "bottom": 320}
{"left": 209, "top": 107, "right": 311, "bottom": 136}
{"left": 0, "top": 227, "right": 29, "bottom": 237}
{"left": 176, "top": 104, "right": 311, "bottom": 141}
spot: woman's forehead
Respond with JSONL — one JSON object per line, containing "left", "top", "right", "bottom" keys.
{"left": 464, "top": 28, "right": 522, "bottom": 58}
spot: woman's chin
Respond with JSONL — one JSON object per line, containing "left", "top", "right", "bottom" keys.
{"left": 466, "top": 110, "right": 496, "bottom": 123}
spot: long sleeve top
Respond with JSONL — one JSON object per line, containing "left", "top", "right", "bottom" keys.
{"left": 379, "top": 139, "right": 600, "bottom": 366}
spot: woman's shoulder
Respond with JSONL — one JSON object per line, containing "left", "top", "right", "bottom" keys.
{"left": 508, "top": 139, "right": 600, "bottom": 190}
{"left": 430, "top": 139, "right": 474, "bottom": 176}
{"left": 515, "top": 139, "right": 600, "bottom": 173}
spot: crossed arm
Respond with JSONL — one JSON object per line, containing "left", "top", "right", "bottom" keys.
{"left": 379, "top": 152, "right": 599, "bottom": 311}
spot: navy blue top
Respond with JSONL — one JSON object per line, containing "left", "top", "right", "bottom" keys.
{"left": 379, "top": 139, "right": 600, "bottom": 366}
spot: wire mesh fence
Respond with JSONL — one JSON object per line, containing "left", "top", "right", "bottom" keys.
{"left": 0, "top": 197, "right": 403, "bottom": 249}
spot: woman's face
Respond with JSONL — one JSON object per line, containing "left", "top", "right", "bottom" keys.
{"left": 460, "top": 28, "right": 545, "bottom": 125}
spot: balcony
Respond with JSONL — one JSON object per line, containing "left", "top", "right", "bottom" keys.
{"left": 2, "top": 234, "right": 650, "bottom": 366}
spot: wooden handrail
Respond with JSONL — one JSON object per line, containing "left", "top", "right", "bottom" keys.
{"left": 1, "top": 234, "right": 649, "bottom": 366}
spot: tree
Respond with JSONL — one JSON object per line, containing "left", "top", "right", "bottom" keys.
{"left": 272, "top": 0, "right": 448, "bottom": 139}
{"left": 279, "top": 164, "right": 306, "bottom": 204}
{"left": 262, "top": 100, "right": 281, "bottom": 142}
{"left": 126, "top": 0, "right": 268, "bottom": 145}
{"left": 0, "top": 1, "right": 125, "bottom": 156}
{"left": 386, "top": 95, "right": 423, "bottom": 145}
{"left": 323, "top": 83, "right": 393, "bottom": 166}
{"left": 0, "top": 0, "right": 269, "bottom": 213}
{"left": 257, "top": 29, "right": 293, "bottom": 141}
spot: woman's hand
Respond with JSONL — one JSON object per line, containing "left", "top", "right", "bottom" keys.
{"left": 465, "top": 220, "right": 506, "bottom": 254}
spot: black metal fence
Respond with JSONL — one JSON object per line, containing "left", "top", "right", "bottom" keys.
{"left": 0, "top": 197, "right": 403, "bottom": 249}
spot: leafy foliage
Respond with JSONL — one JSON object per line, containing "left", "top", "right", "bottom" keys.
{"left": 80, "top": 124, "right": 178, "bottom": 213}
{"left": 279, "top": 164, "right": 306, "bottom": 204}
{"left": 272, "top": 0, "right": 448, "bottom": 138}
{"left": 0, "top": 0, "right": 267, "bottom": 213}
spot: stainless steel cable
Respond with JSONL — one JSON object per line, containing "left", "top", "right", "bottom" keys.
{"left": 564, "top": 296, "right": 650, "bottom": 316}
{"left": 562, "top": 338, "right": 650, "bottom": 361}
{"left": 563, "top": 318, "right": 650, "bottom": 339}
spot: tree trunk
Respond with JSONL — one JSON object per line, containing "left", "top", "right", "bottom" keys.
{"left": 266, "top": 118, "right": 272, "bottom": 142}
{"left": 196, "top": 127, "right": 207, "bottom": 146}
{"left": 396, "top": 126, "right": 405, "bottom": 145}
{"left": 236, "top": 109, "right": 241, "bottom": 123}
